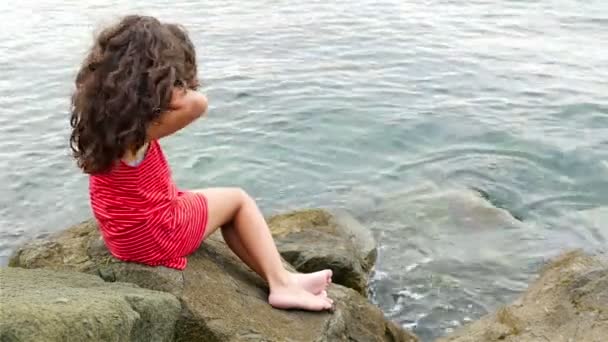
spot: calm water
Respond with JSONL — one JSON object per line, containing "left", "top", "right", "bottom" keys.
{"left": 1, "top": 1, "right": 607, "bottom": 340}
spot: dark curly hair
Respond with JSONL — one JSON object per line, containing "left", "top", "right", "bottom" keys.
{"left": 166, "top": 23, "right": 199, "bottom": 90}
{"left": 70, "top": 15, "right": 198, "bottom": 174}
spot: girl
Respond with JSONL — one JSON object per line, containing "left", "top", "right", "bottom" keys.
{"left": 70, "top": 15, "right": 333, "bottom": 312}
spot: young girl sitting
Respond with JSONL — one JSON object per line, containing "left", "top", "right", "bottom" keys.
{"left": 70, "top": 15, "right": 333, "bottom": 311}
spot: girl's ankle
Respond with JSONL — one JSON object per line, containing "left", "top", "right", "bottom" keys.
{"left": 267, "top": 270, "right": 292, "bottom": 289}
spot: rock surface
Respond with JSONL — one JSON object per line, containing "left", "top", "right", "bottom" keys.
{"left": 9, "top": 219, "right": 418, "bottom": 342}
{"left": 268, "top": 208, "right": 377, "bottom": 295}
{"left": 437, "top": 250, "right": 608, "bottom": 342}
{"left": 0, "top": 267, "right": 180, "bottom": 342}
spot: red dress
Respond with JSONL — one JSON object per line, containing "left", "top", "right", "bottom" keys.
{"left": 89, "top": 140, "right": 208, "bottom": 270}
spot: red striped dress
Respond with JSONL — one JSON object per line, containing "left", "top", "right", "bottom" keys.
{"left": 89, "top": 139, "right": 208, "bottom": 270}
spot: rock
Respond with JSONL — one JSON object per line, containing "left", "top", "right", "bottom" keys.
{"left": 9, "top": 219, "right": 417, "bottom": 342}
{"left": 576, "top": 207, "right": 608, "bottom": 248}
{"left": 437, "top": 250, "right": 608, "bottom": 342}
{"left": 9, "top": 219, "right": 99, "bottom": 272}
{"left": 268, "top": 209, "right": 377, "bottom": 295}
{"left": 367, "top": 184, "right": 529, "bottom": 267}
{"left": 9, "top": 219, "right": 186, "bottom": 297}
{"left": 356, "top": 183, "right": 536, "bottom": 340}
{"left": 375, "top": 184, "right": 523, "bottom": 231}
{"left": 0, "top": 267, "right": 180, "bottom": 342}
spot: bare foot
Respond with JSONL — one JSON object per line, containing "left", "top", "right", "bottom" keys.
{"left": 268, "top": 285, "right": 333, "bottom": 311}
{"left": 292, "top": 269, "right": 332, "bottom": 295}
{"left": 321, "top": 290, "right": 334, "bottom": 305}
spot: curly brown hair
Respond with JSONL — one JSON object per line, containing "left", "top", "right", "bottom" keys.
{"left": 166, "top": 23, "right": 199, "bottom": 90}
{"left": 70, "top": 15, "right": 197, "bottom": 174}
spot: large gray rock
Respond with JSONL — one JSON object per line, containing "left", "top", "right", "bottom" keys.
{"left": 9, "top": 219, "right": 417, "bottom": 342}
{"left": 0, "top": 267, "right": 180, "bottom": 342}
{"left": 268, "top": 209, "right": 377, "bottom": 295}
{"left": 437, "top": 250, "right": 608, "bottom": 342}
{"left": 9, "top": 220, "right": 185, "bottom": 296}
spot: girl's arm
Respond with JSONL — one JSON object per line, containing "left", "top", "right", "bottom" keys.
{"left": 147, "top": 88, "right": 208, "bottom": 140}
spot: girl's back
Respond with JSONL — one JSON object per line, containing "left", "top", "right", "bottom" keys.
{"left": 90, "top": 140, "right": 178, "bottom": 264}
{"left": 90, "top": 139, "right": 208, "bottom": 269}
{"left": 91, "top": 141, "right": 175, "bottom": 222}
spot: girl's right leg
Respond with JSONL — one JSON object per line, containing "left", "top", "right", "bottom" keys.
{"left": 196, "top": 187, "right": 333, "bottom": 311}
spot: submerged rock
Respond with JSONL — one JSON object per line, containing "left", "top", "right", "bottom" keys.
{"left": 577, "top": 206, "right": 608, "bottom": 248}
{"left": 375, "top": 184, "right": 523, "bottom": 231}
{"left": 0, "top": 267, "right": 180, "bottom": 342}
{"left": 437, "top": 250, "right": 608, "bottom": 342}
{"left": 9, "top": 219, "right": 417, "bottom": 342}
{"left": 268, "top": 208, "right": 377, "bottom": 295}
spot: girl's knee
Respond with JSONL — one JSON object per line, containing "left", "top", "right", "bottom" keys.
{"left": 232, "top": 187, "right": 251, "bottom": 204}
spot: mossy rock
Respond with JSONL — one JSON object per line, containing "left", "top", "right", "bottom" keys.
{"left": 438, "top": 250, "right": 608, "bottom": 342}
{"left": 0, "top": 267, "right": 180, "bottom": 342}
{"left": 9, "top": 218, "right": 417, "bottom": 342}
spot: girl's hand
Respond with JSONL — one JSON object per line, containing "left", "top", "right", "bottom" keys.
{"left": 148, "top": 88, "right": 208, "bottom": 140}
